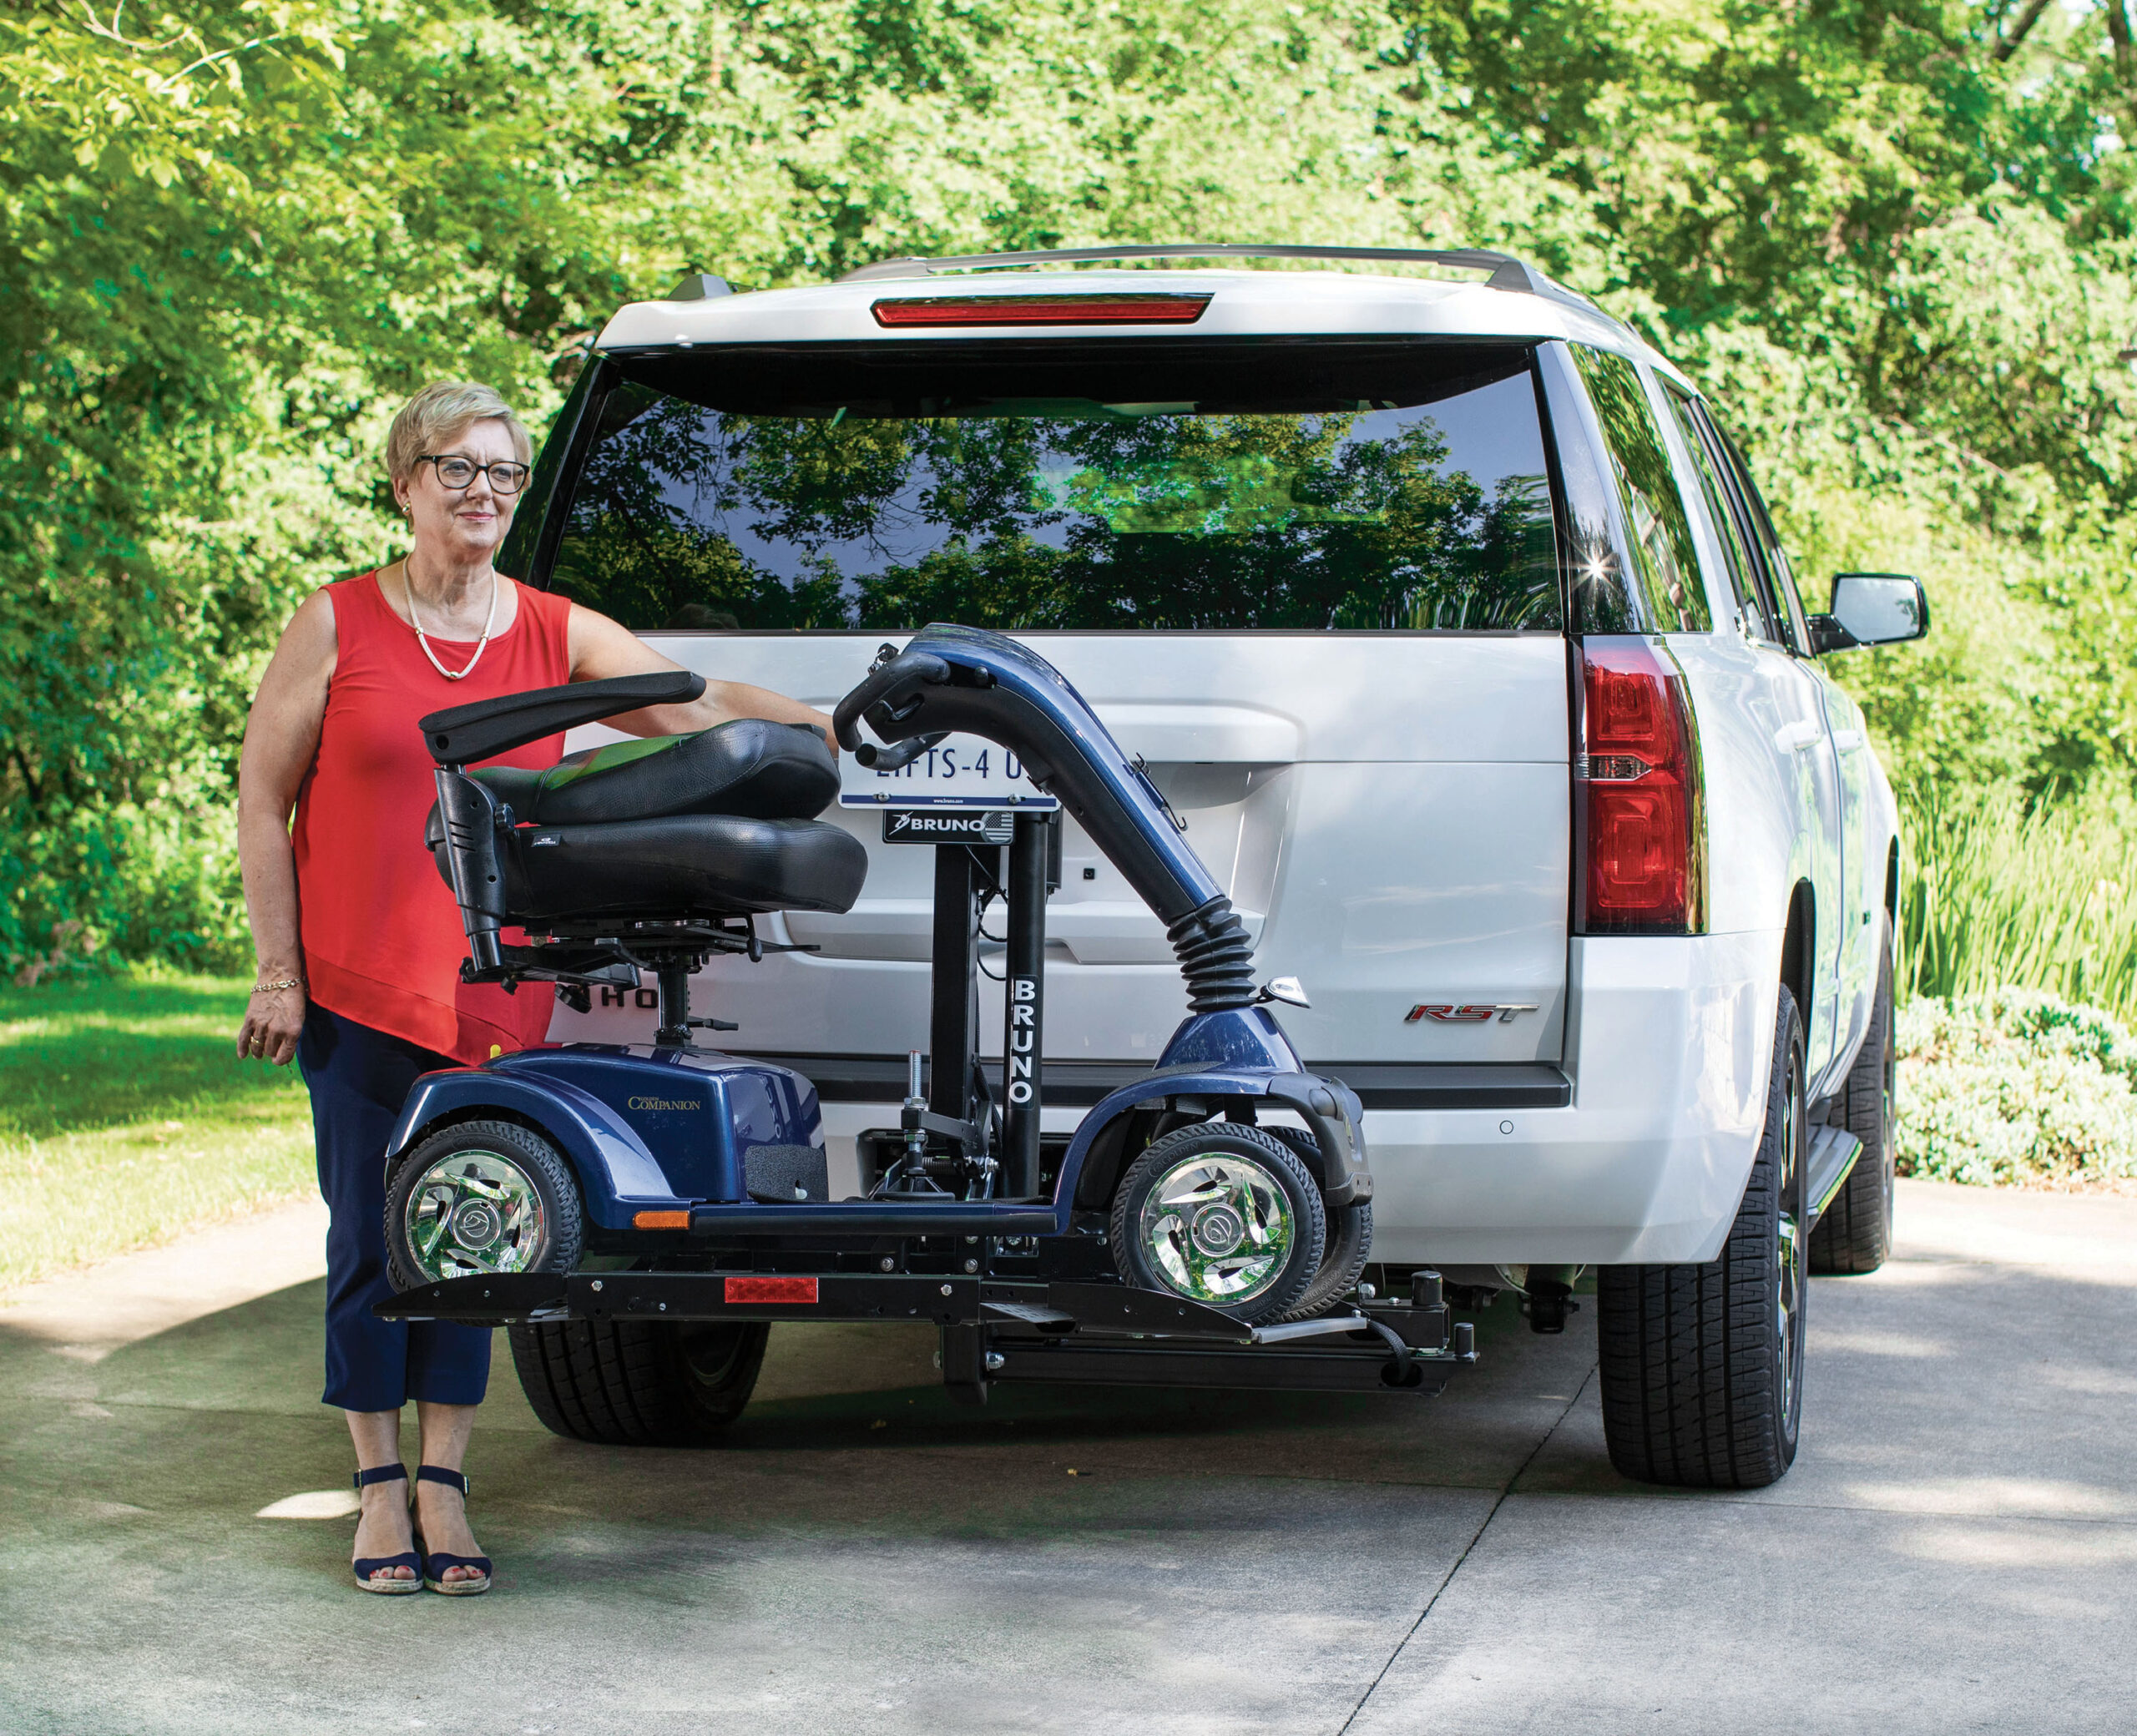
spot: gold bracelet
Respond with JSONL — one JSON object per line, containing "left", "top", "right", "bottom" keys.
{"left": 251, "top": 977, "right": 304, "bottom": 995}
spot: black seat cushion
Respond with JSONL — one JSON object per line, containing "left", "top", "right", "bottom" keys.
{"left": 473, "top": 719, "right": 838, "bottom": 825}
{"left": 428, "top": 813, "right": 867, "bottom": 922}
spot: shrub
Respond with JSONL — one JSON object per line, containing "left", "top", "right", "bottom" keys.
{"left": 0, "top": 801, "right": 251, "bottom": 982}
{"left": 1896, "top": 990, "right": 2137, "bottom": 1189}
{"left": 1897, "top": 785, "right": 2137, "bottom": 1023}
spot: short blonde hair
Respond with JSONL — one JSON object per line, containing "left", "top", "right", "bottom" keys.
{"left": 384, "top": 381, "right": 533, "bottom": 486}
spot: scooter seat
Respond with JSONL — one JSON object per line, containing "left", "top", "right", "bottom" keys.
{"left": 427, "top": 811, "right": 868, "bottom": 922}
{"left": 472, "top": 718, "right": 839, "bottom": 825}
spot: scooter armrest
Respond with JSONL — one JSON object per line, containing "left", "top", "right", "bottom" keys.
{"left": 420, "top": 669, "right": 707, "bottom": 766}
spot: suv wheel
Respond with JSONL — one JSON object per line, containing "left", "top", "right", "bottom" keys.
{"left": 1810, "top": 915, "right": 1897, "bottom": 1274}
{"left": 1596, "top": 985, "right": 1808, "bottom": 1489}
{"left": 509, "top": 1317, "right": 770, "bottom": 1447}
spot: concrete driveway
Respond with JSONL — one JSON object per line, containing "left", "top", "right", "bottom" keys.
{"left": 3, "top": 1178, "right": 2132, "bottom": 1734}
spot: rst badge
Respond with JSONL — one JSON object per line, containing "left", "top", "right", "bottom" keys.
{"left": 1406, "top": 1002, "right": 1538, "bottom": 1024}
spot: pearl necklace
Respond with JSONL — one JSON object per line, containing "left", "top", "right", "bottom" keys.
{"left": 399, "top": 561, "right": 498, "bottom": 682}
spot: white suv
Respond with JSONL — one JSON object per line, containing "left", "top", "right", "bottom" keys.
{"left": 503, "top": 244, "right": 1927, "bottom": 1487}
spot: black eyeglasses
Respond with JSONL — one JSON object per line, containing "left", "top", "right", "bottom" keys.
{"left": 417, "top": 454, "right": 532, "bottom": 494}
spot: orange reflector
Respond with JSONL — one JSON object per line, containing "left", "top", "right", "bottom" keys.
{"left": 871, "top": 294, "right": 1211, "bottom": 327}
{"left": 725, "top": 1274, "right": 820, "bottom": 1305}
{"left": 632, "top": 1210, "right": 691, "bottom": 1230}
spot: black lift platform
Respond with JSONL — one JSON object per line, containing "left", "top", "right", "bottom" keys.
{"left": 380, "top": 1270, "right": 1479, "bottom": 1401}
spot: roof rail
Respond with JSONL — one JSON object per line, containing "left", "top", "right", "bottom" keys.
{"left": 837, "top": 243, "right": 1589, "bottom": 305}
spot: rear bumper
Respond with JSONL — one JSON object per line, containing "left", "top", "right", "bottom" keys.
{"left": 1362, "top": 930, "right": 1781, "bottom": 1267}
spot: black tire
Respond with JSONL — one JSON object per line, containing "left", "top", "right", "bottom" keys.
{"left": 508, "top": 1317, "right": 770, "bottom": 1447}
{"left": 1811, "top": 916, "right": 1896, "bottom": 1274}
{"left": 1266, "top": 1127, "right": 1374, "bottom": 1321}
{"left": 384, "top": 1118, "right": 584, "bottom": 1292}
{"left": 1109, "top": 1123, "right": 1326, "bottom": 1325}
{"left": 1596, "top": 984, "right": 1809, "bottom": 1489}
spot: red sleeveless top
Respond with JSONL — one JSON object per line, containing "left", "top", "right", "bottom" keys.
{"left": 293, "top": 570, "right": 573, "bottom": 1062}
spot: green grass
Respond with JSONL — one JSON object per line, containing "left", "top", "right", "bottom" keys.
{"left": 0, "top": 970, "right": 314, "bottom": 1289}
{"left": 1899, "top": 786, "right": 2137, "bottom": 1022}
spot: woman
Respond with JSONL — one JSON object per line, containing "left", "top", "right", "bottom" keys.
{"left": 235, "top": 381, "right": 832, "bottom": 1593}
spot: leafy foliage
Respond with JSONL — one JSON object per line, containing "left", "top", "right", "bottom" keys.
{"left": 1897, "top": 989, "right": 2137, "bottom": 1188}
{"left": 1900, "top": 782, "right": 2137, "bottom": 1018}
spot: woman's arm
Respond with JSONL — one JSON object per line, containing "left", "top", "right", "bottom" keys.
{"left": 235, "top": 590, "right": 338, "bottom": 1065}
{"left": 566, "top": 603, "right": 838, "bottom": 749}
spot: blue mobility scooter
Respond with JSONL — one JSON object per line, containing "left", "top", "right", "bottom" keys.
{"left": 379, "top": 626, "right": 1468, "bottom": 1442}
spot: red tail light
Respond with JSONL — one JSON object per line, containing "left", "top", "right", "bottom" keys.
{"left": 1578, "top": 638, "right": 1705, "bottom": 934}
{"left": 871, "top": 294, "right": 1211, "bottom": 327}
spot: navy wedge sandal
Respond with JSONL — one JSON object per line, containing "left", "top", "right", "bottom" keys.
{"left": 412, "top": 1465, "right": 492, "bottom": 1596}
{"left": 351, "top": 1464, "right": 421, "bottom": 1594}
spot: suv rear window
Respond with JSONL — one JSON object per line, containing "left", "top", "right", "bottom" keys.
{"left": 543, "top": 341, "right": 1561, "bottom": 633}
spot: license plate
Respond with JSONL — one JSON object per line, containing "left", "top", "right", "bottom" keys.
{"left": 839, "top": 733, "right": 1058, "bottom": 810}
{"left": 882, "top": 809, "right": 1017, "bottom": 845}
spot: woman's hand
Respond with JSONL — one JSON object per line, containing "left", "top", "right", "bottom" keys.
{"left": 236, "top": 983, "right": 307, "bottom": 1066}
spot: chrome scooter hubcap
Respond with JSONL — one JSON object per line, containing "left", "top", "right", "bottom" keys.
{"left": 1139, "top": 1153, "right": 1295, "bottom": 1305}
{"left": 404, "top": 1150, "right": 546, "bottom": 1282}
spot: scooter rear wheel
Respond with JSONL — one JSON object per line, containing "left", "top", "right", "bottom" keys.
{"left": 384, "top": 1119, "right": 584, "bottom": 1291}
{"left": 1109, "top": 1123, "right": 1326, "bottom": 1325}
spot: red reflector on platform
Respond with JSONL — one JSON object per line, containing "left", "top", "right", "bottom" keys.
{"left": 725, "top": 1275, "right": 820, "bottom": 1305}
{"left": 871, "top": 294, "right": 1211, "bottom": 327}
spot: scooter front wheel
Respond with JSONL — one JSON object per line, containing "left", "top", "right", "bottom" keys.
{"left": 384, "top": 1119, "right": 585, "bottom": 1291}
{"left": 1109, "top": 1123, "right": 1326, "bottom": 1325}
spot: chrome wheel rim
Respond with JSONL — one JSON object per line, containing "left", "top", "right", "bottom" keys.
{"left": 403, "top": 1149, "right": 546, "bottom": 1282}
{"left": 1138, "top": 1151, "right": 1295, "bottom": 1305}
{"left": 1776, "top": 1065, "right": 1806, "bottom": 1422}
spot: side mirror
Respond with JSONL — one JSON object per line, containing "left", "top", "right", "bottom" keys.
{"left": 1809, "top": 573, "right": 1930, "bottom": 654}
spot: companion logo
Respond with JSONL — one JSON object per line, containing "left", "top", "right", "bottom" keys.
{"left": 626, "top": 1095, "right": 704, "bottom": 1112}
{"left": 1406, "top": 1003, "right": 1538, "bottom": 1025}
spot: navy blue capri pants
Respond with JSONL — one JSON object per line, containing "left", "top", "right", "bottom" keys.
{"left": 300, "top": 1004, "right": 490, "bottom": 1412}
